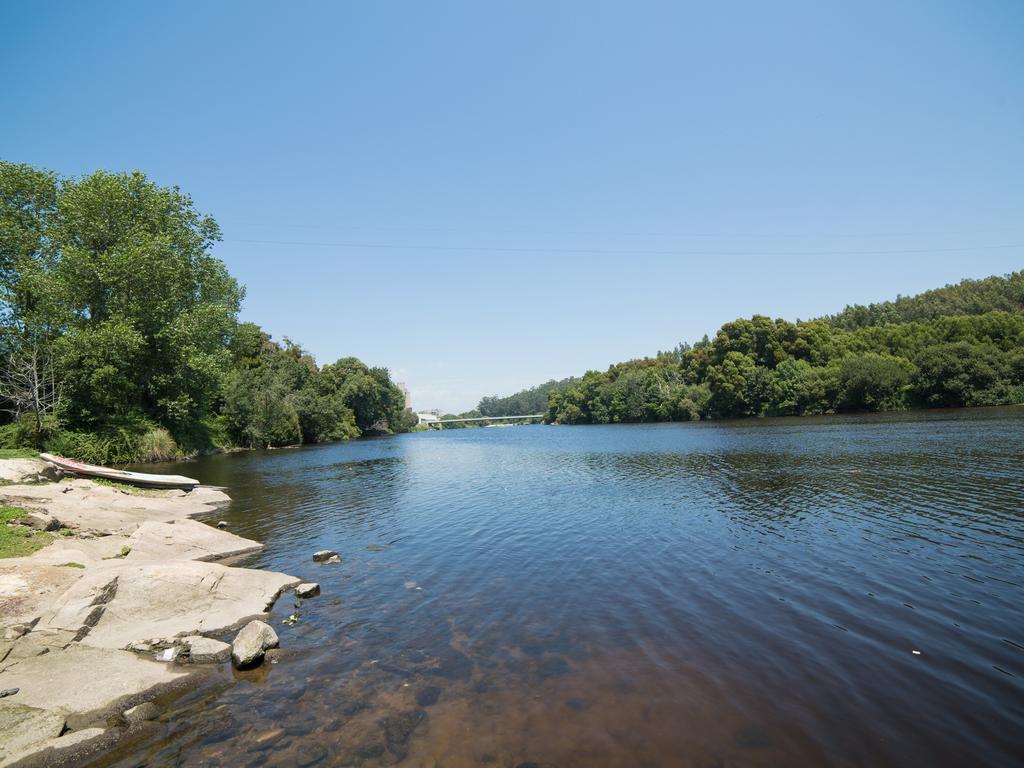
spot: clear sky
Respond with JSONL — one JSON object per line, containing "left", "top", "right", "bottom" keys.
{"left": 3, "top": 1, "right": 1023, "bottom": 412}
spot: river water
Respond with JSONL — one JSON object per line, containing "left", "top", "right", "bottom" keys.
{"left": 100, "top": 408, "right": 1024, "bottom": 767}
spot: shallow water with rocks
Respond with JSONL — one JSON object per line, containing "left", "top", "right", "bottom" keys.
{"left": 99, "top": 408, "right": 1024, "bottom": 767}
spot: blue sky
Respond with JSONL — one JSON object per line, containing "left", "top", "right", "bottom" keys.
{"left": 3, "top": 1, "right": 1023, "bottom": 412}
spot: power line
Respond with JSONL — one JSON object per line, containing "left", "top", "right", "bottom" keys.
{"left": 225, "top": 221, "right": 1024, "bottom": 241}
{"left": 226, "top": 237, "right": 1024, "bottom": 258}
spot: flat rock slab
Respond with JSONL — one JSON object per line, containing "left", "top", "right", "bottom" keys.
{"left": 125, "top": 519, "right": 263, "bottom": 562}
{"left": 0, "top": 701, "right": 65, "bottom": 760}
{"left": 0, "top": 480, "right": 230, "bottom": 536}
{"left": 183, "top": 635, "right": 231, "bottom": 664}
{"left": 37, "top": 560, "right": 298, "bottom": 649}
{"left": 0, "top": 563, "right": 86, "bottom": 631}
{"left": 0, "top": 645, "right": 187, "bottom": 718}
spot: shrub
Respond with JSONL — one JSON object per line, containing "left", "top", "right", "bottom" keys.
{"left": 44, "top": 429, "right": 139, "bottom": 465}
{"left": 136, "top": 427, "right": 178, "bottom": 462}
{"left": 0, "top": 416, "right": 59, "bottom": 450}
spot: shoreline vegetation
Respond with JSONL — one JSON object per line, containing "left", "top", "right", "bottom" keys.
{"left": 475, "top": 272, "right": 1024, "bottom": 425}
{"left": 0, "top": 161, "right": 417, "bottom": 465}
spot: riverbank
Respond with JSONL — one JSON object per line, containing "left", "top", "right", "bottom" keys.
{"left": 0, "top": 458, "right": 304, "bottom": 767}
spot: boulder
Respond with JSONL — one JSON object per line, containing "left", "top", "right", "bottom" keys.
{"left": 231, "top": 620, "right": 279, "bottom": 668}
{"left": 183, "top": 635, "right": 231, "bottom": 664}
{"left": 294, "top": 583, "right": 320, "bottom": 599}
{"left": 19, "top": 510, "right": 62, "bottom": 532}
{"left": 311, "top": 550, "right": 338, "bottom": 562}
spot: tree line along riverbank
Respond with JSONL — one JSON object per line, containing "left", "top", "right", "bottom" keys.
{"left": 476, "top": 272, "right": 1024, "bottom": 424}
{"left": 0, "top": 161, "right": 417, "bottom": 464}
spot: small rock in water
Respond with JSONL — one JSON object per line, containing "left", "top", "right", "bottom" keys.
{"left": 295, "top": 582, "right": 320, "bottom": 598}
{"left": 217, "top": 521, "right": 228, "bottom": 528}
{"left": 324, "top": 554, "right": 341, "bottom": 564}
{"left": 312, "top": 550, "right": 339, "bottom": 562}
{"left": 231, "top": 619, "right": 280, "bottom": 668}
{"left": 404, "top": 580, "right": 418, "bottom": 590}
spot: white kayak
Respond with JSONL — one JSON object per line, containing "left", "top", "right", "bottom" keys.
{"left": 39, "top": 453, "right": 199, "bottom": 489}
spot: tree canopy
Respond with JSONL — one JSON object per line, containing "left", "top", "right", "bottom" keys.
{"left": 0, "top": 161, "right": 413, "bottom": 461}
{"left": 537, "top": 273, "right": 1024, "bottom": 424}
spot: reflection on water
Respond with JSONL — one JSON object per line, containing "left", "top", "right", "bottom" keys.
{"left": 103, "top": 408, "right": 1024, "bottom": 767}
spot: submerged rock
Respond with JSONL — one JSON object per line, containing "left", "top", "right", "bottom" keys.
{"left": 380, "top": 709, "right": 426, "bottom": 759}
{"left": 294, "top": 582, "right": 320, "bottom": 599}
{"left": 231, "top": 619, "right": 279, "bottom": 668}
{"left": 311, "top": 550, "right": 338, "bottom": 562}
{"left": 415, "top": 686, "right": 442, "bottom": 707}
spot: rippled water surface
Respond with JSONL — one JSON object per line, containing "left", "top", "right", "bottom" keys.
{"left": 103, "top": 409, "right": 1024, "bottom": 767}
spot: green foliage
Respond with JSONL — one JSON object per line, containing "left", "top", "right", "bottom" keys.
{"left": 836, "top": 353, "right": 914, "bottom": 412}
{"left": 136, "top": 427, "right": 178, "bottom": 462}
{"left": 828, "top": 272, "right": 1024, "bottom": 330}
{"left": 0, "top": 415, "right": 58, "bottom": 449}
{"left": 0, "top": 164, "right": 243, "bottom": 433}
{"left": 0, "top": 162, "right": 412, "bottom": 460}
{"left": 0, "top": 447, "right": 39, "bottom": 458}
{"left": 44, "top": 427, "right": 141, "bottom": 465}
{"left": 478, "top": 378, "right": 575, "bottom": 417}
{"left": 221, "top": 336, "right": 404, "bottom": 448}
{"left": 544, "top": 278, "right": 1024, "bottom": 424}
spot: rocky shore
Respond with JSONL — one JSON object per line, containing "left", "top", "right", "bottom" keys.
{"left": 0, "top": 458, "right": 303, "bottom": 767}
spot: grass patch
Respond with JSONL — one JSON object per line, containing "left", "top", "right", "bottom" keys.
{"left": 0, "top": 448, "right": 39, "bottom": 459}
{"left": 59, "top": 561, "right": 85, "bottom": 568}
{"left": 91, "top": 478, "right": 167, "bottom": 497}
{"left": 0, "top": 504, "right": 53, "bottom": 558}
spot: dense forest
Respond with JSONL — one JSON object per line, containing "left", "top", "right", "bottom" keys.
{"left": 0, "top": 161, "right": 415, "bottom": 462}
{"left": 512, "top": 272, "right": 1024, "bottom": 424}
{"left": 476, "top": 377, "right": 576, "bottom": 417}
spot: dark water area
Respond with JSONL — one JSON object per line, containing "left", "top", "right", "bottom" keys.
{"left": 102, "top": 408, "right": 1024, "bottom": 767}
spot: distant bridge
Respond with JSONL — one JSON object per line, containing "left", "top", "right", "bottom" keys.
{"left": 417, "top": 413, "right": 544, "bottom": 427}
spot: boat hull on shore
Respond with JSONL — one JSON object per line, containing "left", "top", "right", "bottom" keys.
{"left": 39, "top": 453, "right": 200, "bottom": 489}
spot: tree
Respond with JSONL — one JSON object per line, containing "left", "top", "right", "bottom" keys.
{"left": 836, "top": 353, "right": 914, "bottom": 412}
{"left": 912, "top": 342, "right": 1010, "bottom": 407}
{"left": 0, "top": 341, "right": 62, "bottom": 444}
{"left": 0, "top": 164, "right": 244, "bottom": 435}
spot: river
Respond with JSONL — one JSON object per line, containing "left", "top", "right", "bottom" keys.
{"left": 99, "top": 407, "right": 1024, "bottom": 767}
